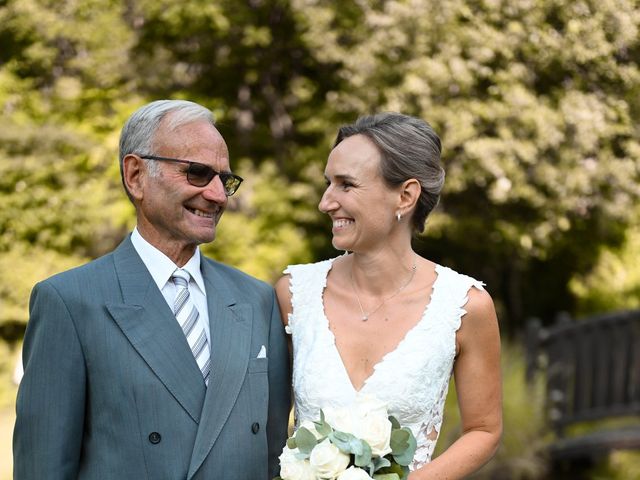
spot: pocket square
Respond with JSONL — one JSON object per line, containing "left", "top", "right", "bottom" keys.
{"left": 257, "top": 345, "right": 267, "bottom": 358}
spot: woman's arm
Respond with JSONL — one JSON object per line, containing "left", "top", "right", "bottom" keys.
{"left": 274, "top": 274, "right": 294, "bottom": 356}
{"left": 274, "top": 274, "right": 293, "bottom": 327}
{"left": 411, "top": 287, "right": 502, "bottom": 479}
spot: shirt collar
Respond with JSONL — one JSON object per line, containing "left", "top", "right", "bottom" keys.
{"left": 130, "top": 227, "right": 206, "bottom": 295}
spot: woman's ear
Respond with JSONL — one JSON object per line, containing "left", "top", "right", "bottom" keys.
{"left": 122, "top": 154, "right": 146, "bottom": 202}
{"left": 398, "top": 178, "right": 421, "bottom": 213}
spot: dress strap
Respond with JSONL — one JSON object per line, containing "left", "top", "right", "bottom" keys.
{"left": 431, "top": 265, "right": 485, "bottom": 332}
{"left": 284, "top": 258, "right": 335, "bottom": 334}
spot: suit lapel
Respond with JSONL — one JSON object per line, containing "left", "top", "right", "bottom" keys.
{"left": 188, "top": 259, "right": 252, "bottom": 479}
{"left": 106, "top": 237, "right": 207, "bottom": 423}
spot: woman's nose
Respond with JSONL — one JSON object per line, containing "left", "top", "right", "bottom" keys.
{"left": 318, "top": 186, "right": 336, "bottom": 213}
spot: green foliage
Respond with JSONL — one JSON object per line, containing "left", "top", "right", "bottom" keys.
{"left": 590, "top": 451, "right": 640, "bottom": 480}
{"left": 1, "top": 2, "right": 639, "bottom": 478}
{"left": 202, "top": 159, "right": 314, "bottom": 282}
{"left": 0, "top": 118, "right": 125, "bottom": 255}
{"left": 0, "top": 246, "right": 86, "bottom": 329}
{"left": 291, "top": 426, "right": 317, "bottom": 454}
{"left": 570, "top": 224, "right": 640, "bottom": 314}
{"left": 330, "top": 430, "right": 373, "bottom": 467}
{"left": 373, "top": 474, "right": 400, "bottom": 480}
{"left": 289, "top": 0, "right": 640, "bottom": 331}
{"left": 1, "top": 0, "right": 639, "bottom": 338}
{"left": 389, "top": 428, "right": 416, "bottom": 467}
{"left": 373, "top": 458, "right": 407, "bottom": 479}
{"left": 314, "top": 411, "right": 333, "bottom": 437}
{"left": 0, "top": 0, "right": 138, "bottom": 332}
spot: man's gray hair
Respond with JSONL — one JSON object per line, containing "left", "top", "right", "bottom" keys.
{"left": 334, "top": 112, "right": 445, "bottom": 233}
{"left": 118, "top": 100, "right": 215, "bottom": 198}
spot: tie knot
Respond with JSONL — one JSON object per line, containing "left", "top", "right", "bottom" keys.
{"left": 171, "top": 269, "right": 190, "bottom": 288}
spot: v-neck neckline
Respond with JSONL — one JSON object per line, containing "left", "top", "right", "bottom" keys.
{"left": 320, "top": 259, "right": 442, "bottom": 393}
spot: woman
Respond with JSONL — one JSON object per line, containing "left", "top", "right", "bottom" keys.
{"left": 275, "top": 112, "right": 502, "bottom": 478}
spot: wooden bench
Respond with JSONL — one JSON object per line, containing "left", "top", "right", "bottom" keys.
{"left": 525, "top": 309, "right": 640, "bottom": 468}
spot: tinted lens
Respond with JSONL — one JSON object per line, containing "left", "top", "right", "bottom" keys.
{"left": 187, "top": 163, "right": 215, "bottom": 187}
{"left": 219, "top": 173, "right": 243, "bottom": 196}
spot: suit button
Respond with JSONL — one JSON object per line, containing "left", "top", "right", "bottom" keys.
{"left": 148, "top": 432, "right": 161, "bottom": 444}
{"left": 251, "top": 422, "right": 260, "bottom": 434}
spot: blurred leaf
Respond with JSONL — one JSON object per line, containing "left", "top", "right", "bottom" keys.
{"left": 294, "top": 426, "right": 317, "bottom": 454}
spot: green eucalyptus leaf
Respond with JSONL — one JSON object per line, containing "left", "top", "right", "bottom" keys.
{"left": 329, "top": 431, "right": 357, "bottom": 454}
{"left": 295, "top": 427, "right": 318, "bottom": 455}
{"left": 390, "top": 429, "right": 410, "bottom": 453}
{"left": 286, "top": 437, "right": 297, "bottom": 449}
{"left": 372, "top": 474, "right": 400, "bottom": 480}
{"left": 349, "top": 437, "right": 364, "bottom": 456}
{"left": 354, "top": 439, "right": 372, "bottom": 467}
{"left": 389, "top": 415, "right": 401, "bottom": 430}
{"left": 374, "top": 461, "right": 406, "bottom": 477}
{"left": 314, "top": 411, "right": 333, "bottom": 437}
{"left": 373, "top": 456, "right": 392, "bottom": 471}
{"left": 391, "top": 429, "right": 417, "bottom": 467}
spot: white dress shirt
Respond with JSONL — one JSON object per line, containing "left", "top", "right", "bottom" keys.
{"left": 130, "top": 228, "right": 211, "bottom": 344}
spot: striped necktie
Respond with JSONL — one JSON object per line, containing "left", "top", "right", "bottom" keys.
{"left": 171, "top": 269, "right": 210, "bottom": 386}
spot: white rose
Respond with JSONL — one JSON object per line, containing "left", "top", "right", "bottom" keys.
{"left": 352, "top": 395, "right": 392, "bottom": 457}
{"left": 279, "top": 446, "right": 316, "bottom": 480}
{"left": 354, "top": 413, "right": 392, "bottom": 457}
{"left": 353, "top": 394, "right": 388, "bottom": 419}
{"left": 323, "top": 405, "right": 355, "bottom": 435}
{"left": 309, "top": 438, "right": 350, "bottom": 479}
{"left": 337, "top": 466, "right": 373, "bottom": 480}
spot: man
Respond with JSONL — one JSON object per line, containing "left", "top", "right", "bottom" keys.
{"left": 13, "top": 100, "right": 290, "bottom": 479}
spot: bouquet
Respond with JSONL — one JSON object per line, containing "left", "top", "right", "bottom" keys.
{"left": 275, "top": 395, "right": 417, "bottom": 480}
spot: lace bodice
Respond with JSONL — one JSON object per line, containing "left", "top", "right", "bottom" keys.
{"left": 284, "top": 258, "right": 484, "bottom": 470}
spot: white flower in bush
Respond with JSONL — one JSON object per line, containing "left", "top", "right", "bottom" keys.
{"left": 337, "top": 466, "right": 373, "bottom": 479}
{"left": 279, "top": 446, "right": 316, "bottom": 480}
{"left": 309, "top": 438, "right": 350, "bottom": 478}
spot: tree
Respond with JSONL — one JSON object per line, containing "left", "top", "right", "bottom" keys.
{"left": 0, "top": 0, "right": 135, "bottom": 336}
{"left": 1, "top": 0, "right": 639, "bottom": 337}
{"left": 287, "top": 0, "right": 640, "bottom": 332}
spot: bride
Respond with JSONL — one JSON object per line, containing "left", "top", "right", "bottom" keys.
{"left": 275, "top": 112, "right": 502, "bottom": 478}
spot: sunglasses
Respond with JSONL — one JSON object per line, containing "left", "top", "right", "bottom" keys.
{"left": 139, "top": 155, "right": 243, "bottom": 196}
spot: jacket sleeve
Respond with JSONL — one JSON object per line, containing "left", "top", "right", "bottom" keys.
{"left": 14, "top": 281, "right": 86, "bottom": 480}
{"left": 265, "top": 288, "right": 291, "bottom": 478}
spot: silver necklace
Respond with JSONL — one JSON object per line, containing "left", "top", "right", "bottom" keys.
{"left": 350, "top": 255, "right": 418, "bottom": 321}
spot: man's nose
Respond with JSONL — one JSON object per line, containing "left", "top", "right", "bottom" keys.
{"left": 201, "top": 175, "right": 228, "bottom": 202}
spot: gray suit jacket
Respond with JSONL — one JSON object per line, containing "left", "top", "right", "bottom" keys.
{"left": 14, "top": 236, "right": 290, "bottom": 479}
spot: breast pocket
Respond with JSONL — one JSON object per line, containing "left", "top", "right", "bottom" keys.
{"left": 247, "top": 357, "right": 269, "bottom": 426}
{"left": 248, "top": 357, "right": 268, "bottom": 374}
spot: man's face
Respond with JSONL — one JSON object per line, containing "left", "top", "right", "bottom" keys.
{"left": 134, "top": 118, "right": 231, "bottom": 264}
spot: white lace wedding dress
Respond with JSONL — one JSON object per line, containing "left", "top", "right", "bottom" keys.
{"left": 284, "top": 258, "right": 484, "bottom": 470}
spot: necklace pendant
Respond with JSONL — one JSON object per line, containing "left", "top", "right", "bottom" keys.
{"left": 362, "top": 315, "right": 368, "bottom": 321}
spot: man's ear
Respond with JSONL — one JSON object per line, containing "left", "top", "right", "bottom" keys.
{"left": 398, "top": 178, "right": 421, "bottom": 213}
{"left": 122, "top": 154, "right": 146, "bottom": 201}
